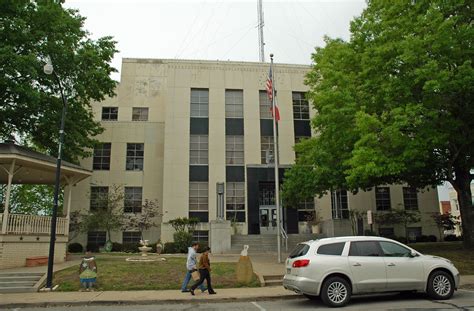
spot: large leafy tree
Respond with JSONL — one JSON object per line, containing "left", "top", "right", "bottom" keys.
{"left": 0, "top": 0, "right": 117, "bottom": 162}
{"left": 282, "top": 1, "right": 474, "bottom": 248}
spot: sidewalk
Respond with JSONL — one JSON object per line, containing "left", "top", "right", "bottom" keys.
{"left": 0, "top": 287, "right": 298, "bottom": 308}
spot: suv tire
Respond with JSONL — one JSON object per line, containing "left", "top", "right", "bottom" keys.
{"left": 427, "top": 270, "right": 454, "bottom": 300}
{"left": 320, "top": 276, "right": 351, "bottom": 307}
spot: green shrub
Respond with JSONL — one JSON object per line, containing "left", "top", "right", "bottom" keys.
{"left": 445, "top": 234, "right": 460, "bottom": 241}
{"left": 163, "top": 242, "right": 177, "bottom": 253}
{"left": 173, "top": 231, "right": 193, "bottom": 253}
{"left": 111, "top": 242, "right": 123, "bottom": 252}
{"left": 122, "top": 242, "right": 139, "bottom": 253}
{"left": 427, "top": 235, "right": 437, "bottom": 242}
{"left": 68, "top": 243, "right": 83, "bottom": 253}
{"left": 86, "top": 244, "right": 100, "bottom": 252}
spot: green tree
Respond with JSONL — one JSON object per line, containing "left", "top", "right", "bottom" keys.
{"left": 0, "top": 0, "right": 117, "bottom": 162}
{"left": 431, "top": 212, "right": 460, "bottom": 241}
{"left": 283, "top": 1, "right": 474, "bottom": 248}
{"left": 0, "top": 184, "right": 62, "bottom": 215}
{"left": 376, "top": 208, "right": 421, "bottom": 243}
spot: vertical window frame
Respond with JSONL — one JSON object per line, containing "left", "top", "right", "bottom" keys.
{"left": 190, "top": 89, "right": 209, "bottom": 118}
{"left": 225, "top": 89, "right": 244, "bottom": 118}
{"left": 126, "top": 143, "right": 144, "bottom": 171}
{"left": 132, "top": 107, "right": 149, "bottom": 121}
{"left": 124, "top": 186, "right": 143, "bottom": 213}
{"left": 189, "top": 182, "right": 209, "bottom": 212}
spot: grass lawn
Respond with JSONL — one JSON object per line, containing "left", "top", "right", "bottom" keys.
{"left": 409, "top": 242, "right": 474, "bottom": 275}
{"left": 55, "top": 256, "right": 260, "bottom": 291}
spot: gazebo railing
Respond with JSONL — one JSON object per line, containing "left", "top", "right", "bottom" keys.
{"left": 1, "top": 213, "right": 68, "bottom": 236}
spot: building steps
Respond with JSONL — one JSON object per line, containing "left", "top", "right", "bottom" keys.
{"left": 0, "top": 272, "right": 43, "bottom": 293}
{"left": 262, "top": 274, "right": 284, "bottom": 287}
{"left": 230, "top": 233, "right": 323, "bottom": 254}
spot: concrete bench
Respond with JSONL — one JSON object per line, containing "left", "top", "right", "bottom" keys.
{"left": 25, "top": 256, "right": 48, "bottom": 267}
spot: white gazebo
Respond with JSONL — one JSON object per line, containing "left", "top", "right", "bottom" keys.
{"left": 0, "top": 141, "right": 91, "bottom": 269}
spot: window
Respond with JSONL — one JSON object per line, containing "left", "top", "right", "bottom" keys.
{"left": 126, "top": 143, "right": 144, "bottom": 171}
{"left": 403, "top": 187, "right": 418, "bottom": 210}
{"left": 297, "top": 198, "right": 315, "bottom": 221}
{"left": 189, "top": 182, "right": 208, "bottom": 211}
{"left": 90, "top": 186, "right": 108, "bottom": 211}
{"left": 259, "top": 91, "right": 272, "bottom": 119}
{"left": 292, "top": 92, "right": 309, "bottom": 120}
{"left": 122, "top": 231, "right": 142, "bottom": 244}
{"left": 407, "top": 227, "right": 422, "bottom": 242}
{"left": 226, "top": 135, "right": 244, "bottom": 165}
{"left": 102, "top": 107, "right": 118, "bottom": 121}
{"left": 317, "top": 242, "right": 346, "bottom": 256}
{"left": 124, "top": 187, "right": 142, "bottom": 213}
{"left": 379, "top": 241, "right": 411, "bottom": 257}
{"left": 226, "top": 182, "right": 245, "bottom": 221}
{"left": 375, "top": 187, "right": 391, "bottom": 211}
{"left": 298, "top": 198, "right": 314, "bottom": 211}
{"left": 191, "top": 89, "right": 209, "bottom": 117}
{"left": 261, "top": 136, "right": 274, "bottom": 164}
{"left": 192, "top": 230, "right": 209, "bottom": 243}
{"left": 190, "top": 135, "right": 208, "bottom": 165}
{"left": 87, "top": 231, "right": 106, "bottom": 247}
{"left": 349, "top": 241, "right": 382, "bottom": 257}
{"left": 93, "top": 143, "right": 111, "bottom": 170}
{"left": 225, "top": 90, "right": 243, "bottom": 118}
{"left": 289, "top": 244, "right": 310, "bottom": 259}
{"left": 379, "top": 227, "right": 395, "bottom": 237}
{"left": 132, "top": 107, "right": 149, "bottom": 121}
{"left": 331, "top": 190, "right": 349, "bottom": 219}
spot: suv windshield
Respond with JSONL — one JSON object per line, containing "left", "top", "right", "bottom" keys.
{"left": 289, "top": 243, "right": 310, "bottom": 259}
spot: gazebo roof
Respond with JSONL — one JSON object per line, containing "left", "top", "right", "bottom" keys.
{"left": 0, "top": 142, "right": 91, "bottom": 185}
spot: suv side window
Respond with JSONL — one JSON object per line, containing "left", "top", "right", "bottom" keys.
{"left": 379, "top": 241, "right": 411, "bottom": 257}
{"left": 317, "top": 242, "right": 346, "bottom": 256}
{"left": 349, "top": 241, "right": 382, "bottom": 256}
{"left": 289, "top": 243, "right": 310, "bottom": 259}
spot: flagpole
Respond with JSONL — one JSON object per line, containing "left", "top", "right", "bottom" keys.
{"left": 270, "top": 53, "right": 282, "bottom": 263}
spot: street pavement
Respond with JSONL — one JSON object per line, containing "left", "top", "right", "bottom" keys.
{"left": 4, "top": 290, "right": 474, "bottom": 310}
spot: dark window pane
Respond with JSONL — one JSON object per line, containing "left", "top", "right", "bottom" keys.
{"left": 101, "top": 107, "right": 118, "bottom": 121}
{"left": 289, "top": 243, "right": 310, "bottom": 259}
{"left": 375, "top": 187, "right": 391, "bottom": 211}
{"left": 317, "top": 242, "right": 346, "bottom": 256}
{"left": 349, "top": 241, "right": 382, "bottom": 257}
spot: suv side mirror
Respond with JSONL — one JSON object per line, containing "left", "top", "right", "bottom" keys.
{"left": 410, "top": 250, "right": 418, "bottom": 257}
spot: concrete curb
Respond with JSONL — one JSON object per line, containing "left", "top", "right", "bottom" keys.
{"left": 0, "top": 294, "right": 301, "bottom": 308}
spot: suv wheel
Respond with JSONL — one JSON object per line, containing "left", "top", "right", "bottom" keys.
{"left": 320, "top": 276, "right": 351, "bottom": 307}
{"left": 427, "top": 271, "right": 454, "bottom": 300}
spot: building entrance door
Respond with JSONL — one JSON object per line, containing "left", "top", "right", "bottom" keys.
{"left": 259, "top": 206, "right": 277, "bottom": 234}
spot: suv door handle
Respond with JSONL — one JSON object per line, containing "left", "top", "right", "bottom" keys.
{"left": 387, "top": 263, "right": 396, "bottom": 266}
{"left": 352, "top": 263, "right": 361, "bottom": 267}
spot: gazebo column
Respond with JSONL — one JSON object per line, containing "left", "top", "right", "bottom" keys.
{"left": 1, "top": 160, "right": 15, "bottom": 234}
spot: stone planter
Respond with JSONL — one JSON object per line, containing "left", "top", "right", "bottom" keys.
{"left": 311, "top": 224, "right": 321, "bottom": 234}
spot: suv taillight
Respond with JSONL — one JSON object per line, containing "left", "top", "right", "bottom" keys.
{"left": 292, "top": 259, "right": 310, "bottom": 268}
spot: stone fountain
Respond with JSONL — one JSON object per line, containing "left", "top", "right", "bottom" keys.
{"left": 125, "top": 239, "right": 164, "bottom": 262}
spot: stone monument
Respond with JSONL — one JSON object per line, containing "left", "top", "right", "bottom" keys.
{"left": 236, "top": 245, "right": 254, "bottom": 284}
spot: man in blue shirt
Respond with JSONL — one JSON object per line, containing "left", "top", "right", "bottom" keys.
{"left": 181, "top": 242, "right": 206, "bottom": 292}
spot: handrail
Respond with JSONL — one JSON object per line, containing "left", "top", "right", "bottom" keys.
{"left": 280, "top": 224, "right": 288, "bottom": 252}
{"left": 3, "top": 213, "right": 68, "bottom": 236}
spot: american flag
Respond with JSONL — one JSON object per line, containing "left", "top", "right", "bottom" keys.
{"left": 266, "top": 67, "right": 280, "bottom": 121}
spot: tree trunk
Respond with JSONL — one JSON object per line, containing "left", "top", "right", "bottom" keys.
{"left": 453, "top": 167, "right": 473, "bottom": 249}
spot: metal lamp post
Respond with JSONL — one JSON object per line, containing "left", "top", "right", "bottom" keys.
{"left": 43, "top": 56, "right": 68, "bottom": 289}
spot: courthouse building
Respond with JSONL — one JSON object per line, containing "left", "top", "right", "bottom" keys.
{"left": 69, "top": 58, "right": 439, "bottom": 248}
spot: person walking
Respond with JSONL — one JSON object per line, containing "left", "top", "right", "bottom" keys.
{"left": 190, "top": 246, "right": 216, "bottom": 295}
{"left": 181, "top": 242, "right": 205, "bottom": 293}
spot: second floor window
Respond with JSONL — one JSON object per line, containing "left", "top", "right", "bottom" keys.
{"left": 124, "top": 187, "right": 142, "bottom": 213}
{"left": 189, "top": 182, "right": 208, "bottom": 211}
{"left": 261, "top": 136, "right": 274, "bottom": 164}
{"left": 226, "top": 182, "right": 245, "bottom": 212}
{"left": 126, "top": 143, "right": 144, "bottom": 171}
{"left": 132, "top": 107, "right": 149, "bottom": 121}
{"left": 93, "top": 143, "right": 111, "bottom": 170}
{"left": 190, "top": 135, "right": 208, "bottom": 165}
{"left": 102, "top": 107, "right": 118, "bottom": 121}
{"left": 403, "top": 187, "right": 418, "bottom": 210}
{"left": 226, "top": 135, "right": 244, "bottom": 165}
{"left": 376, "top": 187, "right": 391, "bottom": 211}
{"left": 191, "top": 89, "right": 209, "bottom": 117}
{"left": 292, "top": 92, "right": 309, "bottom": 120}
{"left": 90, "top": 186, "right": 109, "bottom": 211}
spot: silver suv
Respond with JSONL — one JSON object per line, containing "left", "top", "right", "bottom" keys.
{"left": 283, "top": 236, "right": 460, "bottom": 307}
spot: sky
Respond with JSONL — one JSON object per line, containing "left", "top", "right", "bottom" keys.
{"left": 63, "top": 0, "right": 452, "bottom": 204}
{"left": 64, "top": 0, "right": 366, "bottom": 80}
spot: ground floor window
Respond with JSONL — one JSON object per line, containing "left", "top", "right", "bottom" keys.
{"left": 407, "top": 227, "right": 422, "bottom": 242}
{"left": 226, "top": 211, "right": 245, "bottom": 222}
{"left": 192, "top": 230, "right": 209, "bottom": 244}
{"left": 122, "top": 231, "right": 142, "bottom": 244}
{"left": 87, "top": 231, "right": 106, "bottom": 251}
{"left": 379, "top": 227, "right": 394, "bottom": 237}
{"left": 331, "top": 190, "right": 349, "bottom": 219}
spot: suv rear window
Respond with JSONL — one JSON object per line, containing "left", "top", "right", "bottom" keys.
{"left": 289, "top": 244, "right": 310, "bottom": 259}
{"left": 317, "top": 242, "right": 345, "bottom": 255}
